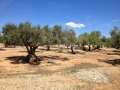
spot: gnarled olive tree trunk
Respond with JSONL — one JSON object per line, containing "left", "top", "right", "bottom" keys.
{"left": 46, "top": 45, "right": 50, "bottom": 51}
{"left": 24, "top": 45, "right": 40, "bottom": 65}
{"left": 88, "top": 44, "right": 91, "bottom": 51}
{"left": 71, "top": 45, "right": 76, "bottom": 54}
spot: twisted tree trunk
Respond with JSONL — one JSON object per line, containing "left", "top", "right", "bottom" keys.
{"left": 88, "top": 44, "right": 91, "bottom": 51}
{"left": 71, "top": 45, "right": 76, "bottom": 54}
{"left": 46, "top": 45, "right": 50, "bottom": 51}
{"left": 25, "top": 45, "right": 40, "bottom": 65}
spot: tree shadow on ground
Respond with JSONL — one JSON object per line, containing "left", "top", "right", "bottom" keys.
{"left": 6, "top": 55, "right": 69, "bottom": 64}
{"left": 19, "top": 51, "right": 41, "bottom": 53}
{"left": 0, "top": 48, "right": 5, "bottom": 51}
{"left": 98, "top": 59, "right": 120, "bottom": 66}
{"left": 107, "top": 50, "right": 120, "bottom": 56}
{"left": 107, "top": 52, "right": 120, "bottom": 56}
{"left": 6, "top": 56, "right": 27, "bottom": 64}
{"left": 19, "top": 48, "right": 62, "bottom": 53}
{"left": 67, "top": 51, "right": 85, "bottom": 54}
{"left": 39, "top": 55, "right": 69, "bottom": 61}
{"left": 39, "top": 48, "right": 58, "bottom": 51}
{"left": 113, "top": 50, "right": 120, "bottom": 52}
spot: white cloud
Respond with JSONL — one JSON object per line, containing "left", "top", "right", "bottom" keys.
{"left": 66, "top": 21, "right": 86, "bottom": 29}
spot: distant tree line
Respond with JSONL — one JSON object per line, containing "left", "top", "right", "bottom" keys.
{"left": 0, "top": 22, "right": 120, "bottom": 64}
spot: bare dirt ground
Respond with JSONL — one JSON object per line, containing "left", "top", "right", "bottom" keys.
{"left": 0, "top": 44, "right": 120, "bottom": 90}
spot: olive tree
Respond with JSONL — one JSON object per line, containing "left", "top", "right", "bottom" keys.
{"left": 18, "top": 22, "right": 44, "bottom": 64}
{"left": 0, "top": 33, "right": 3, "bottom": 43}
{"left": 88, "top": 31, "right": 101, "bottom": 50}
{"left": 42, "top": 25, "right": 53, "bottom": 51}
{"left": 78, "top": 33, "right": 89, "bottom": 50}
{"left": 110, "top": 26, "right": 120, "bottom": 49}
{"left": 2, "top": 23, "right": 17, "bottom": 47}
{"left": 101, "top": 36, "right": 112, "bottom": 48}
{"left": 51, "top": 25, "right": 63, "bottom": 46}
{"left": 64, "top": 29, "right": 76, "bottom": 54}
{"left": 78, "top": 31, "right": 101, "bottom": 51}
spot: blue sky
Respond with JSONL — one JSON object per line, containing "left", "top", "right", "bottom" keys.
{"left": 0, "top": 0, "right": 120, "bottom": 36}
